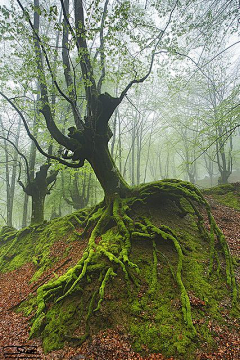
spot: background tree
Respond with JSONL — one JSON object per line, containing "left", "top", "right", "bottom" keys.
{"left": 0, "top": 115, "right": 21, "bottom": 227}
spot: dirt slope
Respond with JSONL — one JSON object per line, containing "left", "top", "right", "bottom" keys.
{"left": 0, "top": 194, "right": 239, "bottom": 360}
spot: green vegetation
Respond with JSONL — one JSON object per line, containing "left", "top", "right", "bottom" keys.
{"left": 0, "top": 0, "right": 239, "bottom": 358}
{"left": 0, "top": 180, "right": 238, "bottom": 359}
{"left": 0, "top": 211, "right": 88, "bottom": 276}
{"left": 203, "top": 183, "right": 240, "bottom": 211}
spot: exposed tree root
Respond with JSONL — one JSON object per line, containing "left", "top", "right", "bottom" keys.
{"left": 29, "top": 180, "right": 238, "bottom": 344}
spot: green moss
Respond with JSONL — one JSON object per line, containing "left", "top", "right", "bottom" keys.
{"left": 40, "top": 297, "right": 84, "bottom": 353}
{"left": 148, "top": 240, "right": 158, "bottom": 295}
{"left": 0, "top": 212, "right": 86, "bottom": 276}
{"left": 0, "top": 228, "right": 33, "bottom": 271}
{"left": 99, "top": 228, "right": 122, "bottom": 254}
{"left": 2, "top": 180, "right": 237, "bottom": 359}
{"left": 0, "top": 226, "right": 18, "bottom": 242}
{"left": 213, "top": 192, "right": 240, "bottom": 210}
{"left": 203, "top": 184, "right": 235, "bottom": 195}
{"left": 94, "top": 269, "right": 114, "bottom": 311}
{"left": 203, "top": 183, "right": 240, "bottom": 210}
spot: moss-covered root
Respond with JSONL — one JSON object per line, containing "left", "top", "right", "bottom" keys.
{"left": 156, "top": 181, "right": 239, "bottom": 306}
{"left": 30, "top": 198, "right": 142, "bottom": 339}
{"left": 133, "top": 216, "right": 196, "bottom": 334}
{"left": 74, "top": 203, "right": 105, "bottom": 238}
{"left": 186, "top": 193, "right": 237, "bottom": 305}
{"left": 148, "top": 240, "right": 158, "bottom": 296}
{"left": 55, "top": 206, "right": 111, "bottom": 303}
{"left": 138, "top": 179, "right": 205, "bottom": 206}
{"left": 30, "top": 205, "right": 110, "bottom": 337}
{"left": 28, "top": 180, "right": 237, "bottom": 346}
{"left": 112, "top": 195, "right": 138, "bottom": 271}
{"left": 188, "top": 199, "right": 210, "bottom": 241}
{"left": 94, "top": 267, "right": 117, "bottom": 311}
{"left": 207, "top": 211, "right": 238, "bottom": 304}
{"left": 66, "top": 288, "right": 100, "bottom": 347}
{"left": 148, "top": 219, "right": 196, "bottom": 334}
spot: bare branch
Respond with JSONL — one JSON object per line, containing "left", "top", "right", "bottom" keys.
{"left": 60, "top": 0, "right": 97, "bottom": 113}
{"left": 97, "top": 0, "right": 109, "bottom": 93}
{"left": 192, "top": 123, "right": 240, "bottom": 164}
{"left": 0, "top": 213, "right": 7, "bottom": 225}
{"left": 171, "top": 50, "right": 222, "bottom": 89}
{"left": 62, "top": 0, "right": 83, "bottom": 129}
{"left": 120, "top": 1, "right": 178, "bottom": 101}
{"left": 0, "top": 91, "right": 84, "bottom": 168}
{"left": 174, "top": 41, "right": 240, "bottom": 93}
{"left": 18, "top": 179, "right": 26, "bottom": 191}
{"left": 0, "top": 135, "right": 30, "bottom": 182}
{"left": 17, "top": 0, "right": 72, "bottom": 104}
{"left": 202, "top": 41, "right": 240, "bottom": 68}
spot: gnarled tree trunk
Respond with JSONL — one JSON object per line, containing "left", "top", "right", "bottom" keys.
{"left": 88, "top": 140, "right": 130, "bottom": 199}
{"left": 20, "top": 164, "right": 58, "bottom": 225}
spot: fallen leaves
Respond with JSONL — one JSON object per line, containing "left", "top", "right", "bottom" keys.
{"left": 196, "top": 323, "right": 240, "bottom": 360}
{"left": 0, "top": 195, "right": 239, "bottom": 359}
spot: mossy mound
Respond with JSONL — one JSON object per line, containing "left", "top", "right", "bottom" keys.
{"left": 0, "top": 180, "right": 238, "bottom": 359}
{"left": 0, "top": 209, "right": 90, "bottom": 275}
{"left": 203, "top": 183, "right": 240, "bottom": 210}
{"left": 0, "top": 225, "right": 18, "bottom": 242}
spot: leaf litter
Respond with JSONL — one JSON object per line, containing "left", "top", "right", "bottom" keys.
{"left": 0, "top": 197, "right": 239, "bottom": 360}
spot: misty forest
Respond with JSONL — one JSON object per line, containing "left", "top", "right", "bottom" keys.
{"left": 0, "top": 0, "right": 239, "bottom": 359}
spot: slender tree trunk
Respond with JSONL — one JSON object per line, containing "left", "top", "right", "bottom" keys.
{"left": 3, "top": 134, "right": 11, "bottom": 225}
{"left": 216, "top": 129, "right": 232, "bottom": 184}
{"left": 118, "top": 112, "right": 122, "bottom": 174}
{"left": 172, "top": 155, "right": 177, "bottom": 178}
{"left": 158, "top": 150, "right": 163, "bottom": 180}
{"left": 143, "top": 121, "right": 154, "bottom": 183}
{"left": 136, "top": 122, "right": 143, "bottom": 185}
{"left": 85, "top": 171, "right": 92, "bottom": 206}
{"left": 22, "top": 192, "right": 29, "bottom": 228}
{"left": 0, "top": 116, "right": 21, "bottom": 227}
{"left": 131, "top": 113, "right": 136, "bottom": 186}
{"left": 165, "top": 150, "right": 170, "bottom": 179}
{"left": 21, "top": 92, "right": 39, "bottom": 227}
{"left": 8, "top": 118, "right": 21, "bottom": 226}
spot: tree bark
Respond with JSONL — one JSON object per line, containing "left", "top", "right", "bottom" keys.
{"left": 22, "top": 192, "right": 29, "bottom": 228}
{"left": 31, "top": 191, "right": 45, "bottom": 224}
{"left": 22, "top": 164, "right": 58, "bottom": 225}
{"left": 0, "top": 116, "right": 21, "bottom": 227}
{"left": 88, "top": 141, "right": 129, "bottom": 199}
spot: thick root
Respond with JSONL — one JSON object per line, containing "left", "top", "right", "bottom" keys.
{"left": 30, "top": 180, "right": 237, "bottom": 342}
{"left": 134, "top": 180, "right": 237, "bottom": 305}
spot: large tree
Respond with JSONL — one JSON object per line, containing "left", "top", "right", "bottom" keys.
{"left": 0, "top": 0, "right": 238, "bottom": 357}
{"left": 0, "top": 0, "right": 238, "bottom": 195}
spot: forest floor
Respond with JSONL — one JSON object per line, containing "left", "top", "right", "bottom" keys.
{"left": 0, "top": 194, "right": 239, "bottom": 360}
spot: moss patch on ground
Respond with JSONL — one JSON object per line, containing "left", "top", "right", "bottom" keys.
{"left": 203, "top": 183, "right": 240, "bottom": 211}
{"left": 0, "top": 209, "right": 90, "bottom": 277}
